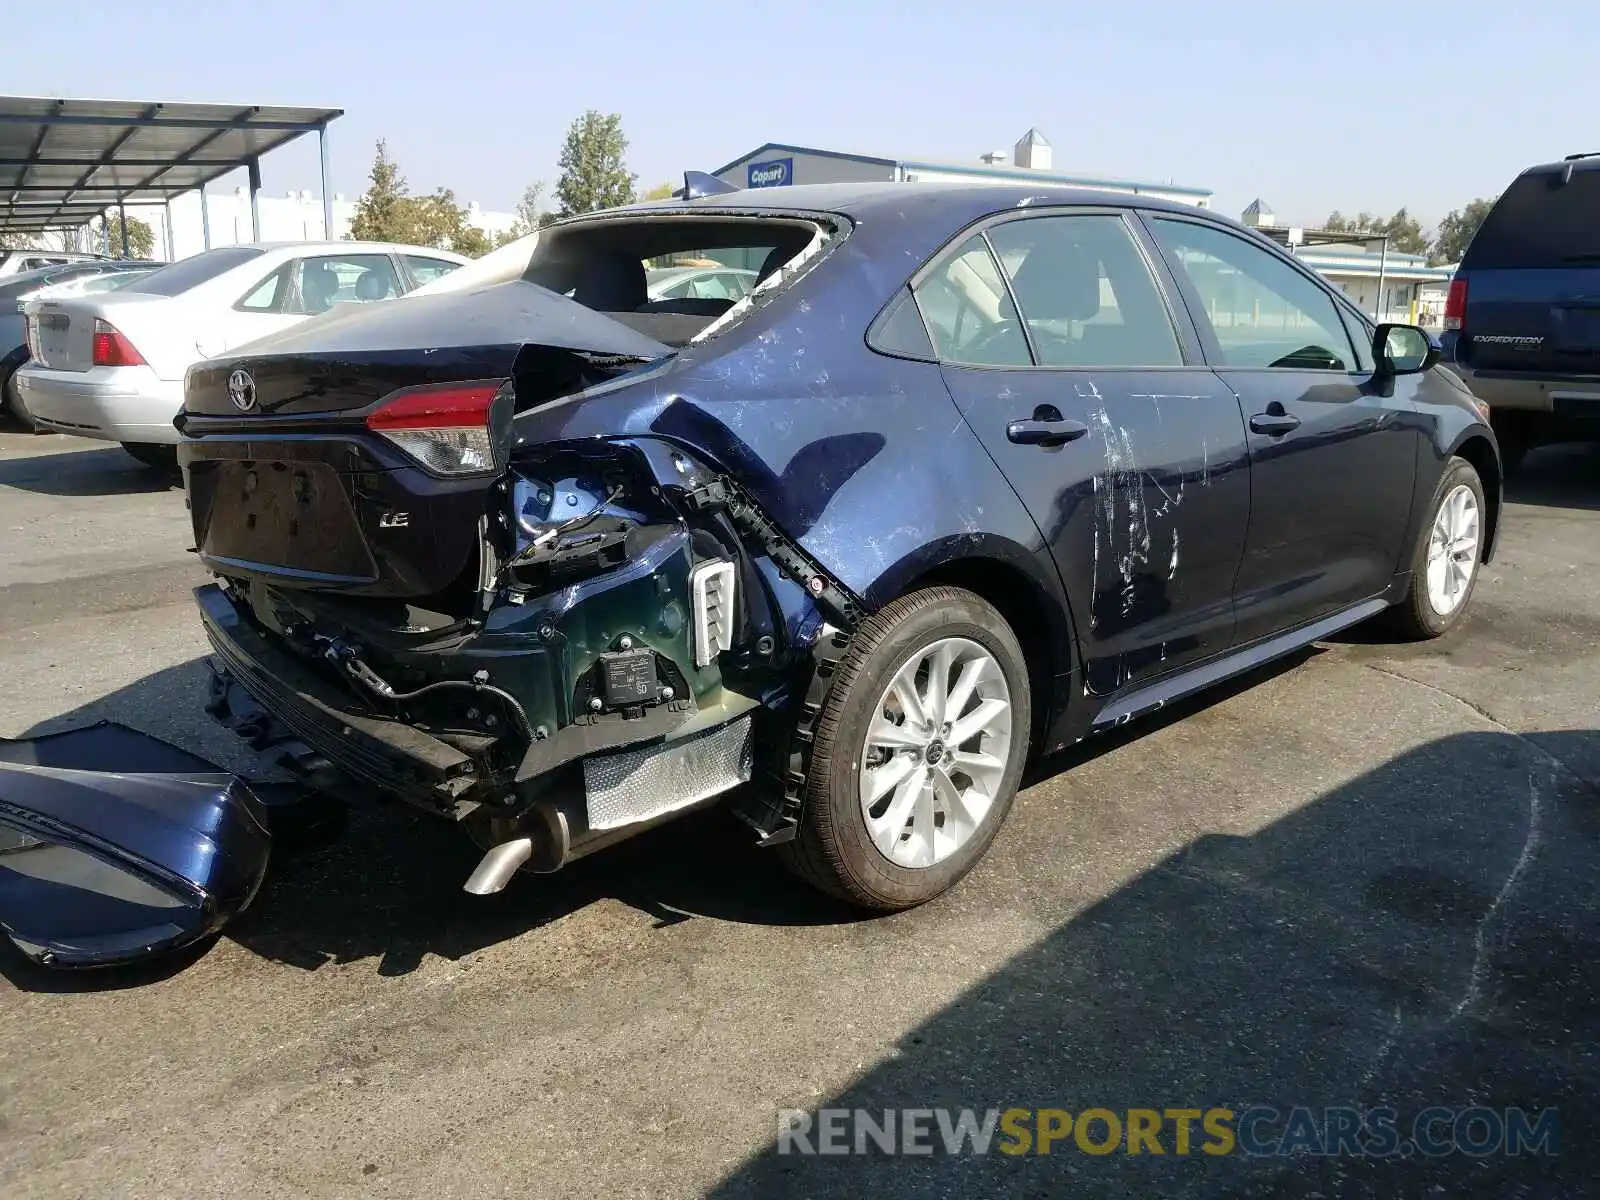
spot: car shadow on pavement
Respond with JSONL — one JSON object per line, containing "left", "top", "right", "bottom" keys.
{"left": 0, "top": 648, "right": 1317, "bottom": 987}
{"left": 709, "top": 727, "right": 1600, "bottom": 1199}
{"left": 0, "top": 442, "right": 178, "bottom": 496}
{"left": 1505, "top": 442, "right": 1600, "bottom": 512}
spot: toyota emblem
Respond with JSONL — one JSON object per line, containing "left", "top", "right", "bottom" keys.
{"left": 227, "top": 368, "right": 258, "bottom": 412}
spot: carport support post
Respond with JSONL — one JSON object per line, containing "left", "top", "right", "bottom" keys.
{"left": 248, "top": 158, "right": 262, "bottom": 242}
{"left": 118, "top": 200, "right": 129, "bottom": 258}
{"left": 163, "top": 200, "right": 174, "bottom": 262}
{"left": 199, "top": 186, "right": 212, "bottom": 249}
{"left": 1373, "top": 237, "right": 1388, "bottom": 322}
{"left": 318, "top": 125, "right": 333, "bottom": 240}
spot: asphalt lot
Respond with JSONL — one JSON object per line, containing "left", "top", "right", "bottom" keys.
{"left": 0, "top": 427, "right": 1596, "bottom": 1198}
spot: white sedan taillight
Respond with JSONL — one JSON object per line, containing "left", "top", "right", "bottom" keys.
{"left": 366, "top": 380, "right": 510, "bottom": 476}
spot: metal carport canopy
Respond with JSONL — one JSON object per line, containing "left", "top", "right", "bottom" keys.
{"left": 0, "top": 96, "right": 343, "bottom": 241}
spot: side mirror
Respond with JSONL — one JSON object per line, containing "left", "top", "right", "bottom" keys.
{"left": 1373, "top": 323, "right": 1440, "bottom": 377}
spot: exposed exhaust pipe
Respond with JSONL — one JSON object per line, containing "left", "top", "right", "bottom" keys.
{"left": 463, "top": 837, "right": 534, "bottom": 895}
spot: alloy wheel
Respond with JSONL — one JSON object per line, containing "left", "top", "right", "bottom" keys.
{"left": 1426, "top": 483, "right": 1480, "bottom": 616}
{"left": 858, "top": 637, "right": 1014, "bottom": 868}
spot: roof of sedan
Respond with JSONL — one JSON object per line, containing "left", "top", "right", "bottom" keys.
{"left": 623, "top": 180, "right": 1215, "bottom": 224}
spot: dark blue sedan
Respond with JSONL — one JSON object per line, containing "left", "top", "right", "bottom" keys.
{"left": 176, "top": 182, "right": 1501, "bottom": 910}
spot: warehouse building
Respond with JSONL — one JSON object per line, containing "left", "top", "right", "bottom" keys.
{"left": 711, "top": 128, "right": 1213, "bottom": 207}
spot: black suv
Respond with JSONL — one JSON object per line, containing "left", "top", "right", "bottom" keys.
{"left": 1443, "top": 153, "right": 1600, "bottom": 465}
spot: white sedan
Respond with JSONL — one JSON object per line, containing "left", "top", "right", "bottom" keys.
{"left": 16, "top": 241, "right": 466, "bottom": 467}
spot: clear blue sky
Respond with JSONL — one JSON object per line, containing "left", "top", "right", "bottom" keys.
{"left": 14, "top": 0, "right": 1596, "bottom": 228}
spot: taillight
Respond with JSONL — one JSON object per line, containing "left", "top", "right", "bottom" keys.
{"left": 366, "top": 380, "right": 509, "bottom": 476}
{"left": 1443, "top": 277, "right": 1468, "bottom": 332}
{"left": 92, "top": 319, "right": 146, "bottom": 367}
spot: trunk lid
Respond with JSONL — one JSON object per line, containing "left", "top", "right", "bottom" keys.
{"left": 25, "top": 291, "right": 180, "bottom": 375}
{"left": 179, "top": 280, "right": 671, "bottom": 604}
{"left": 1458, "top": 161, "right": 1600, "bottom": 376}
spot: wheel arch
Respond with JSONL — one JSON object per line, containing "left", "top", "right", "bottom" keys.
{"left": 1449, "top": 430, "right": 1502, "bottom": 563}
{"left": 881, "top": 543, "right": 1078, "bottom": 743}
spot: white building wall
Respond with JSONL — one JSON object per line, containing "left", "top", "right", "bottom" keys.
{"left": 1317, "top": 271, "right": 1425, "bottom": 324}
{"left": 103, "top": 190, "right": 515, "bottom": 260}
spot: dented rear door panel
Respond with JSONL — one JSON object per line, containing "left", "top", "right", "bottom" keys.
{"left": 941, "top": 364, "right": 1250, "bottom": 697}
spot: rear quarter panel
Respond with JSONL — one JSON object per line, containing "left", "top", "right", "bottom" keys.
{"left": 506, "top": 225, "right": 1077, "bottom": 679}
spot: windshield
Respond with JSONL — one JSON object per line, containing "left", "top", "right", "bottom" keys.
{"left": 1464, "top": 168, "right": 1600, "bottom": 269}
{"left": 124, "top": 247, "right": 265, "bottom": 297}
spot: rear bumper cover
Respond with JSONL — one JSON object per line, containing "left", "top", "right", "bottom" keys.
{"left": 14, "top": 365, "right": 183, "bottom": 443}
{"left": 0, "top": 723, "right": 271, "bottom": 968}
{"left": 1445, "top": 361, "right": 1600, "bottom": 421}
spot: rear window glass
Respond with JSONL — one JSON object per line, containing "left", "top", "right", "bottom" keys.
{"left": 125, "top": 247, "right": 265, "bottom": 296}
{"left": 1464, "top": 168, "right": 1600, "bottom": 269}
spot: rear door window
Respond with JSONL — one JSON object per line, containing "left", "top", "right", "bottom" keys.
{"left": 986, "top": 214, "right": 1184, "bottom": 367}
{"left": 237, "top": 264, "right": 291, "bottom": 312}
{"left": 1464, "top": 168, "right": 1600, "bottom": 269}
{"left": 913, "top": 235, "right": 1031, "bottom": 367}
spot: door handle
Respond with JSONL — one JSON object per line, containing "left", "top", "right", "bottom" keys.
{"left": 1249, "top": 411, "right": 1301, "bottom": 437}
{"left": 1006, "top": 416, "right": 1089, "bottom": 447}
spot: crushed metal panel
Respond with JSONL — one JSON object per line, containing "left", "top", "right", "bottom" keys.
{"left": 583, "top": 714, "right": 754, "bottom": 831}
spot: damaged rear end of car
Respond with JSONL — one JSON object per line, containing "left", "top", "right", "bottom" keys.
{"left": 178, "top": 208, "right": 852, "bottom": 890}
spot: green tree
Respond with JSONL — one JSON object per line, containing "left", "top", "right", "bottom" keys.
{"left": 1431, "top": 198, "right": 1495, "bottom": 264}
{"left": 348, "top": 141, "right": 492, "bottom": 256}
{"left": 1321, "top": 208, "right": 1429, "bottom": 256}
{"left": 348, "top": 139, "right": 414, "bottom": 243}
{"left": 554, "top": 111, "right": 636, "bottom": 216}
{"left": 641, "top": 181, "right": 676, "bottom": 202}
{"left": 1381, "top": 207, "right": 1429, "bottom": 256}
{"left": 408, "top": 188, "right": 491, "bottom": 257}
{"left": 495, "top": 181, "right": 553, "bottom": 246}
{"left": 103, "top": 213, "right": 155, "bottom": 258}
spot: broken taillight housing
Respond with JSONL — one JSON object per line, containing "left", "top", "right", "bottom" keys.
{"left": 92, "top": 319, "right": 146, "bottom": 367}
{"left": 367, "top": 380, "right": 511, "bottom": 476}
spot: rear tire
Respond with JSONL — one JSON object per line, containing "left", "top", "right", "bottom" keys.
{"left": 779, "top": 586, "right": 1032, "bottom": 911}
{"left": 121, "top": 442, "right": 178, "bottom": 471}
{"left": 2, "top": 371, "right": 36, "bottom": 432}
{"left": 1385, "top": 456, "right": 1485, "bottom": 640}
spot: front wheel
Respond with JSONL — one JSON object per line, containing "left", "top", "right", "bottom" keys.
{"left": 121, "top": 442, "right": 178, "bottom": 471}
{"left": 1386, "top": 456, "right": 1486, "bottom": 639}
{"left": 780, "top": 586, "right": 1032, "bottom": 911}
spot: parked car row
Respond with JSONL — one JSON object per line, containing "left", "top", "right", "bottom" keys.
{"left": 10, "top": 241, "right": 466, "bottom": 466}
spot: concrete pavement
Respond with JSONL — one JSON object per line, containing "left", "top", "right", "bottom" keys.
{"left": 0, "top": 430, "right": 1596, "bottom": 1198}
